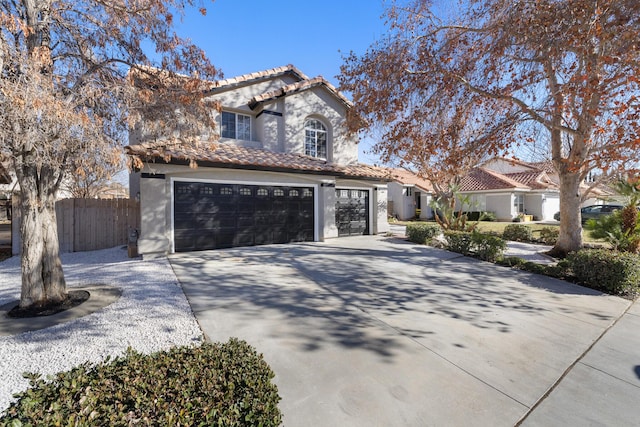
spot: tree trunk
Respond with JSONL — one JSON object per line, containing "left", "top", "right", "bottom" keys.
{"left": 18, "top": 169, "right": 66, "bottom": 308}
{"left": 550, "top": 171, "right": 583, "bottom": 257}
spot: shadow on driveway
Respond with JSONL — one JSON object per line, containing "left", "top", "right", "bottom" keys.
{"left": 170, "top": 236, "right": 630, "bottom": 426}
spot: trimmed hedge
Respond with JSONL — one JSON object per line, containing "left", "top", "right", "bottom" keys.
{"left": 406, "top": 223, "right": 442, "bottom": 244}
{"left": 444, "top": 230, "right": 473, "bottom": 255}
{"left": 537, "top": 227, "right": 559, "bottom": 245}
{"left": 444, "top": 230, "right": 506, "bottom": 261}
{"left": 502, "top": 224, "right": 533, "bottom": 242}
{"left": 1, "top": 339, "right": 282, "bottom": 426}
{"left": 567, "top": 249, "right": 640, "bottom": 296}
{"left": 471, "top": 232, "right": 507, "bottom": 262}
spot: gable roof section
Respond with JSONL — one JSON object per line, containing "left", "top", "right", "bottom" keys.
{"left": 503, "top": 171, "right": 558, "bottom": 190}
{"left": 206, "top": 64, "right": 309, "bottom": 93}
{"left": 388, "top": 168, "right": 434, "bottom": 192}
{"left": 459, "top": 168, "right": 531, "bottom": 192}
{"left": 206, "top": 64, "right": 352, "bottom": 110}
{"left": 527, "top": 160, "right": 556, "bottom": 174}
{"left": 126, "top": 141, "right": 389, "bottom": 181}
{"left": 248, "top": 76, "right": 352, "bottom": 110}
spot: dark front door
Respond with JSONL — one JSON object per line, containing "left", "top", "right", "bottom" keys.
{"left": 335, "top": 189, "right": 369, "bottom": 237}
{"left": 173, "top": 182, "right": 314, "bottom": 252}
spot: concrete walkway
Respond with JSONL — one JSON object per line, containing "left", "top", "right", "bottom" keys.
{"left": 170, "top": 236, "right": 639, "bottom": 426}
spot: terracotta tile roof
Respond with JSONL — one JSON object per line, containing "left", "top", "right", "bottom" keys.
{"left": 503, "top": 171, "right": 558, "bottom": 190}
{"left": 527, "top": 160, "right": 556, "bottom": 174}
{"left": 207, "top": 64, "right": 309, "bottom": 92}
{"left": 387, "top": 168, "right": 434, "bottom": 192}
{"left": 126, "top": 141, "right": 389, "bottom": 181}
{"left": 459, "top": 167, "right": 531, "bottom": 192}
{"left": 249, "top": 76, "right": 352, "bottom": 109}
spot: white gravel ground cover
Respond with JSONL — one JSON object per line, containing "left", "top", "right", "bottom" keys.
{"left": 0, "top": 246, "right": 203, "bottom": 412}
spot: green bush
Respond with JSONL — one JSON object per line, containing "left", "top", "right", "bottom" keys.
{"left": 444, "top": 230, "right": 473, "bottom": 255}
{"left": 585, "top": 211, "right": 640, "bottom": 253}
{"left": 471, "top": 231, "right": 507, "bottom": 262}
{"left": 537, "top": 227, "right": 559, "bottom": 245}
{"left": 567, "top": 249, "right": 640, "bottom": 295}
{"left": 1, "top": 339, "right": 282, "bottom": 426}
{"left": 503, "top": 224, "right": 533, "bottom": 242}
{"left": 406, "top": 223, "right": 442, "bottom": 244}
{"left": 480, "top": 212, "right": 497, "bottom": 222}
{"left": 497, "top": 256, "right": 527, "bottom": 267}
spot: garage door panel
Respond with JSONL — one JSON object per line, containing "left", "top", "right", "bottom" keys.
{"left": 336, "top": 189, "right": 369, "bottom": 237}
{"left": 174, "top": 182, "right": 314, "bottom": 252}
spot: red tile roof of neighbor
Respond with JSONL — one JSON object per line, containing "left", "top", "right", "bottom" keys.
{"left": 459, "top": 167, "right": 532, "bottom": 191}
{"left": 126, "top": 142, "right": 390, "bottom": 181}
{"left": 527, "top": 160, "right": 556, "bottom": 174}
{"left": 388, "top": 168, "right": 434, "bottom": 192}
{"left": 503, "top": 171, "right": 559, "bottom": 190}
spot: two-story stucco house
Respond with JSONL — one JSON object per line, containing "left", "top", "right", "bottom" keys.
{"left": 126, "top": 65, "right": 390, "bottom": 257}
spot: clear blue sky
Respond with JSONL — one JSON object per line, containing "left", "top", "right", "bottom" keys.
{"left": 175, "top": 0, "right": 389, "bottom": 88}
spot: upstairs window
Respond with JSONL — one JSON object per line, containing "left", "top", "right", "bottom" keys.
{"left": 221, "top": 111, "right": 251, "bottom": 140}
{"left": 305, "top": 119, "right": 327, "bottom": 159}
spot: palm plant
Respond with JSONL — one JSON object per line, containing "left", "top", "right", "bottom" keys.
{"left": 586, "top": 177, "right": 640, "bottom": 252}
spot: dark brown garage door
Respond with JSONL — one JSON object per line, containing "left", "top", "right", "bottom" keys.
{"left": 335, "top": 189, "right": 369, "bottom": 236}
{"left": 174, "top": 182, "right": 314, "bottom": 252}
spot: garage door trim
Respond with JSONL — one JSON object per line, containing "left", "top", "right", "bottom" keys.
{"left": 170, "top": 177, "right": 319, "bottom": 253}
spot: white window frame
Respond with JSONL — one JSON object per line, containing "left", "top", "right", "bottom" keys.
{"left": 304, "top": 119, "right": 328, "bottom": 159}
{"left": 221, "top": 111, "right": 251, "bottom": 141}
{"left": 405, "top": 186, "right": 413, "bottom": 197}
{"left": 514, "top": 193, "right": 525, "bottom": 214}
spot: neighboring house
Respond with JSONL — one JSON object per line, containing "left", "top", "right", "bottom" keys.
{"left": 459, "top": 160, "right": 561, "bottom": 221}
{"left": 387, "top": 168, "right": 434, "bottom": 220}
{"left": 482, "top": 157, "right": 622, "bottom": 215}
{"left": 97, "top": 182, "right": 129, "bottom": 199}
{"left": 126, "top": 65, "right": 390, "bottom": 257}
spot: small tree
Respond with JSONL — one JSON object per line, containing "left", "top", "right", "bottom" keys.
{"left": 430, "top": 185, "right": 481, "bottom": 232}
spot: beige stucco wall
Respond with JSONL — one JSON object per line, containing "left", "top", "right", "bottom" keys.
{"left": 374, "top": 186, "right": 390, "bottom": 234}
{"left": 485, "top": 193, "right": 513, "bottom": 221}
{"left": 282, "top": 88, "right": 357, "bottom": 165}
{"left": 138, "top": 174, "right": 171, "bottom": 257}
{"left": 387, "top": 182, "right": 420, "bottom": 221}
{"left": 204, "top": 75, "right": 358, "bottom": 166}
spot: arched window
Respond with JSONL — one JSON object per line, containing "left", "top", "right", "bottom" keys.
{"left": 304, "top": 119, "right": 327, "bottom": 159}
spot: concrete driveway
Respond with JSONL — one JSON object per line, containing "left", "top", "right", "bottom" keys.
{"left": 170, "top": 236, "right": 638, "bottom": 426}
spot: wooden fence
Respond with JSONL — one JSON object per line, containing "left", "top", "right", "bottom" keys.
{"left": 12, "top": 198, "right": 140, "bottom": 255}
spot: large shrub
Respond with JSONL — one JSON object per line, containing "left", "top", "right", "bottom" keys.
{"left": 1, "top": 339, "right": 282, "bottom": 426}
{"left": 567, "top": 249, "right": 640, "bottom": 296}
{"left": 502, "top": 224, "right": 533, "bottom": 242}
{"left": 406, "top": 223, "right": 442, "bottom": 244}
{"left": 444, "top": 230, "right": 473, "bottom": 255}
{"left": 444, "top": 231, "right": 506, "bottom": 261}
{"left": 471, "top": 231, "right": 507, "bottom": 262}
{"left": 537, "top": 227, "right": 559, "bottom": 245}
